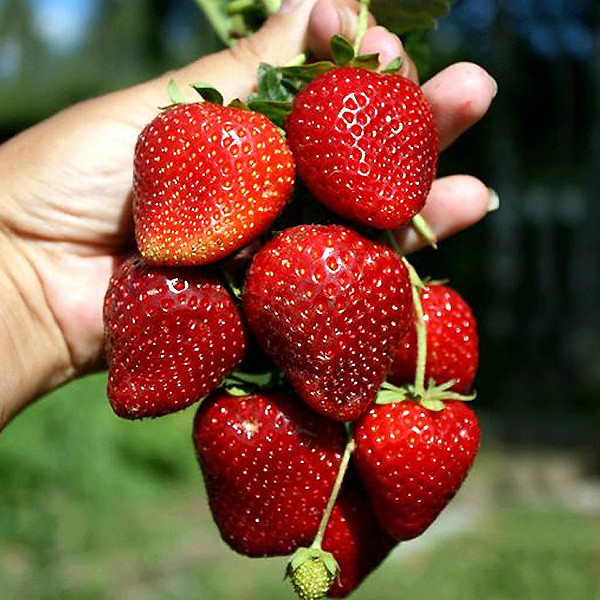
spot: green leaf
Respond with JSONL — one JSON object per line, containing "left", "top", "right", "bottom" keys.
{"left": 279, "top": 61, "right": 335, "bottom": 84}
{"left": 371, "top": 0, "right": 459, "bottom": 35}
{"left": 191, "top": 83, "right": 224, "bottom": 105}
{"left": 380, "top": 55, "right": 404, "bottom": 74}
{"left": 255, "top": 62, "right": 292, "bottom": 101}
{"left": 330, "top": 35, "right": 356, "bottom": 66}
{"left": 191, "top": 0, "right": 233, "bottom": 46}
{"left": 349, "top": 53, "right": 381, "bottom": 72}
{"left": 376, "top": 389, "right": 407, "bottom": 405}
{"left": 167, "top": 79, "right": 187, "bottom": 105}
{"left": 246, "top": 99, "right": 293, "bottom": 127}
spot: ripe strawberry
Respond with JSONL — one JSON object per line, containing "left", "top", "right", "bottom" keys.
{"left": 285, "top": 66, "right": 438, "bottom": 229}
{"left": 389, "top": 283, "right": 479, "bottom": 393}
{"left": 286, "top": 475, "right": 396, "bottom": 600}
{"left": 103, "top": 255, "right": 246, "bottom": 418}
{"left": 192, "top": 390, "right": 348, "bottom": 556}
{"left": 353, "top": 399, "right": 481, "bottom": 541}
{"left": 133, "top": 102, "right": 295, "bottom": 266}
{"left": 323, "top": 473, "right": 397, "bottom": 597}
{"left": 242, "top": 224, "right": 413, "bottom": 422}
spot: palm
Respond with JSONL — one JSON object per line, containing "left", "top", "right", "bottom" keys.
{"left": 4, "top": 96, "right": 154, "bottom": 373}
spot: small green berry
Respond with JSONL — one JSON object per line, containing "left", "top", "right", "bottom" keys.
{"left": 287, "top": 547, "right": 338, "bottom": 600}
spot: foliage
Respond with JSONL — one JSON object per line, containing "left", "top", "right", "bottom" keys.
{"left": 192, "top": 0, "right": 458, "bottom": 47}
{"left": 1, "top": 378, "right": 599, "bottom": 598}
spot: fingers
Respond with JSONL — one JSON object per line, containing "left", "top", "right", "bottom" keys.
{"left": 393, "top": 175, "right": 498, "bottom": 253}
{"left": 422, "top": 62, "right": 497, "bottom": 151}
{"left": 359, "top": 26, "right": 417, "bottom": 79}
{"left": 389, "top": 63, "right": 497, "bottom": 253}
{"left": 307, "top": 0, "right": 375, "bottom": 58}
{"left": 142, "top": 0, "right": 415, "bottom": 109}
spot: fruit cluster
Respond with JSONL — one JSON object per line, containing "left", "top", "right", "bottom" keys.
{"left": 103, "top": 44, "right": 481, "bottom": 599}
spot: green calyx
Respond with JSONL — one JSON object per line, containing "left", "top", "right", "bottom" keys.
{"left": 376, "top": 379, "right": 476, "bottom": 412}
{"left": 375, "top": 255, "right": 476, "bottom": 412}
{"left": 220, "top": 370, "right": 282, "bottom": 396}
{"left": 286, "top": 547, "right": 339, "bottom": 600}
{"left": 285, "top": 432, "right": 355, "bottom": 600}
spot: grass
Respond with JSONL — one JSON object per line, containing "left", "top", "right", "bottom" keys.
{"left": 1, "top": 373, "right": 599, "bottom": 599}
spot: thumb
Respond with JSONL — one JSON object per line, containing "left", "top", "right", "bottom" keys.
{"left": 152, "top": 0, "right": 319, "bottom": 105}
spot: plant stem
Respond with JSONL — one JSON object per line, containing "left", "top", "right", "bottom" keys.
{"left": 402, "top": 258, "right": 427, "bottom": 397}
{"left": 353, "top": 0, "right": 371, "bottom": 54}
{"left": 311, "top": 432, "right": 355, "bottom": 549}
{"left": 226, "top": 0, "right": 254, "bottom": 14}
{"left": 284, "top": 52, "right": 309, "bottom": 67}
{"left": 192, "top": 0, "right": 234, "bottom": 46}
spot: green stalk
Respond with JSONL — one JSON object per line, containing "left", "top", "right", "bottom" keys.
{"left": 192, "top": 0, "right": 234, "bottom": 47}
{"left": 402, "top": 258, "right": 427, "bottom": 397}
{"left": 353, "top": 0, "right": 371, "bottom": 54}
{"left": 311, "top": 433, "right": 355, "bottom": 549}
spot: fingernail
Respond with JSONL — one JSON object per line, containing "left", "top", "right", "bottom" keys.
{"left": 490, "top": 76, "right": 498, "bottom": 98}
{"left": 279, "top": 0, "right": 302, "bottom": 13}
{"left": 487, "top": 187, "right": 500, "bottom": 212}
{"left": 335, "top": 3, "right": 358, "bottom": 40}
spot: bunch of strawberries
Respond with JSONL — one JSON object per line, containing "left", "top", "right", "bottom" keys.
{"left": 103, "top": 38, "right": 481, "bottom": 599}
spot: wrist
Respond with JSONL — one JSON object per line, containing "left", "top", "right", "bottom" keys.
{"left": 0, "top": 230, "right": 72, "bottom": 429}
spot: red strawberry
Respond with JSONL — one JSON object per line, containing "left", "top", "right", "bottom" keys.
{"left": 353, "top": 399, "right": 481, "bottom": 541}
{"left": 323, "top": 473, "right": 397, "bottom": 597}
{"left": 242, "top": 224, "right": 413, "bottom": 422}
{"left": 192, "top": 390, "right": 348, "bottom": 556}
{"left": 285, "top": 66, "right": 438, "bottom": 229}
{"left": 103, "top": 255, "right": 246, "bottom": 418}
{"left": 286, "top": 474, "right": 396, "bottom": 600}
{"left": 389, "top": 283, "right": 479, "bottom": 393}
{"left": 133, "top": 102, "right": 295, "bottom": 266}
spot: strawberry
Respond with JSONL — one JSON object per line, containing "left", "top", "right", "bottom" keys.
{"left": 389, "top": 283, "right": 479, "bottom": 393}
{"left": 242, "top": 224, "right": 413, "bottom": 422}
{"left": 323, "top": 472, "right": 397, "bottom": 597}
{"left": 103, "top": 255, "right": 246, "bottom": 418}
{"left": 192, "top": 390, "right": 348, "bottom": 556}
{"left": 133, "top": 102, "right": 295, "bottom": 266}
{"left": 286, "top": 475, "right": 396, "bottom": 600}
{"left": 353, "top": 399, "right": 481, "bottom": 541}
{"left": 285, "top": 66, "right": 438, "bottom": 229}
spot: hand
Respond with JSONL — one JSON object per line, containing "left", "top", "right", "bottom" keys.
{"left": 0, "top": 0, "right": 496, "bottom": 429}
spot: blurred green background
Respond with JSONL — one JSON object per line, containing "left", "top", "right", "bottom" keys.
{"left": 1, "top": 1, "right": 600, "bottom": 598}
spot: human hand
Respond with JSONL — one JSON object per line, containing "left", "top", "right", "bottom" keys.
{"left": 0, "top": 0, "right": 496, "bottom": 429}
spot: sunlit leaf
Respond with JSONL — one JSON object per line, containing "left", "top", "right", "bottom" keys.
{"left": 371, "top": 0, "right": 459, "bottom": 35}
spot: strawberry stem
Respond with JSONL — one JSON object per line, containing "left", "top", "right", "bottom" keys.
{"left": 311, "top": 431, "right": 355, "bottom": 549}
{"left": 402, "top": 258, "right": 427, "bottom": 397}
{"left": 353, "top": 0, "right": 371, "bottom": 55}
{"left": 411, "top": 214, "right": 438, "bottom": 249}
{"left": 284, "top": 52, "right": 309, "bottom": 67}
{"left": 219, "top": 266, "right": 243, "bottom": 300}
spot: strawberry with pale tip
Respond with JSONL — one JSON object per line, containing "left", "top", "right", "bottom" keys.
{"left": 133, "top": 101, "right": 295, "bottom": 266}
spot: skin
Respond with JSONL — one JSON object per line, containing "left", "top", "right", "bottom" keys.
{"left": 0, "top": 0, "right": 497, "bottom": 430}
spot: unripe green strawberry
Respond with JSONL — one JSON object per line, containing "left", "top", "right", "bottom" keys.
{"left": 287, "top": 548, "right": 338, "bottom": 600}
